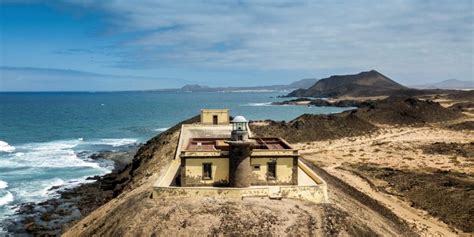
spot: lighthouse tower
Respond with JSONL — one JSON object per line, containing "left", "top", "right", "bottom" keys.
{"left": 227, "top": 116, "right": 252, "bottom": 187}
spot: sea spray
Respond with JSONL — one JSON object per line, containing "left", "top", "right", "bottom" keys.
{"left": 0, "top": 141, "right": 15, "bottom": 153}
{"left": 0, "top": 191, "right": 14, "bottom": 206}
{"left": 0, "top": 180, "right": 7, "bottom": 189}
{"left": 154, "top": 127, "right": 170, "bottom": 132}
{"left": 95, "top": 138, "right": 138, "bottom": 147}
{"left": 243, "top": 102, "right": 273, "bottom": 107}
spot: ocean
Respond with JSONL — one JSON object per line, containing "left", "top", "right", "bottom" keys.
{"left": 0, "top": 91, "right": 351, "bottom": 227}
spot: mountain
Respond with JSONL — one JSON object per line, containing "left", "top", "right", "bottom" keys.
{"left": 178, "top": 78, "right": 318, "bottom": 92}
{"left": 287, "top": 78, "right": 319, "bottom": 90}
{"left": 180, "top": 84, "right": 212, "bottom": 92}
{"left": 286, "top": 70, "right": 407, "bottom": 98}
{"left": 412, "top": 79, "right": 474, "bottom": 90}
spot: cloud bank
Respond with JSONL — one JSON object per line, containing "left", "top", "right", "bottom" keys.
{"left": 65, "top": 1, "right": 472, "bottom": 79}
{"left": 0, "top": 66, "right": 182, "bottom": 91}
{"left": 1, "top": 0, "right": 472, "bottom": 90}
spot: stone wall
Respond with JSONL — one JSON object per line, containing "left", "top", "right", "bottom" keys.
{"left": 249, "top": 157, "right": 297, "bottom": 185}
{"left": 153, "top": 184, "right": 328, "bottom": 203}
{"left": 181, "top": 158, "right": 230, "bottom": 186}
{"left": 200, "top": 109, "right": 230, "bottom": 125}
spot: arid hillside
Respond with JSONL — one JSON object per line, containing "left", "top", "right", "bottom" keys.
{"left": 60, "top": 95, "right": 472, "bottom": 236}
{"left": 287, "top": 70, "right": 407, "bottom": 98}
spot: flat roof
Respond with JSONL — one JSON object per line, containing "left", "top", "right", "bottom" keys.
{"left": 185, "top": 137, "right": 293, "bottom": 152}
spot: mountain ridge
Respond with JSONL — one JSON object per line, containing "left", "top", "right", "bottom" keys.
{"left": 286, "top": 70, "right": 408, "bottom": 97}
{"left": 177, "top": 78, "right": 318, "bottom": 92}
{"left": 412, "top": 79, "right": 474, "bottom": 90}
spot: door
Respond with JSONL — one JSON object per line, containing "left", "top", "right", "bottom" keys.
{"left": 213, "top": 115, "right": 218, "bottom": 125}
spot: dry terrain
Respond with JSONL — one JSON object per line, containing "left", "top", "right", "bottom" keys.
{"left": 63, "top": 127, "right": 418, "bottom": 236}
{"left": 43, "top": 95, "right": 474, "bottom": 236}
{"left": 296, "top": 125, "right": 473, "bottom": 235}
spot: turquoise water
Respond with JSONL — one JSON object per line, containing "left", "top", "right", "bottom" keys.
{"left": 0, "top": 91, "right": 351, "bottom": 227}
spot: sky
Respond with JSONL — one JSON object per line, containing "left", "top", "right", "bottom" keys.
{"left": 0, "top": 0, "right": 472, "bottom": 91}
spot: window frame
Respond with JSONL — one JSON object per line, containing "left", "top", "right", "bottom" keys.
{"left": 202, "top": 163, "right": 213, "bottom": 180}
{"left": 267, "top": 161, "right": 277, "bottom": 180}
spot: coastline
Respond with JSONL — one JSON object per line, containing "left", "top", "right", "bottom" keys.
{"left": 271, "top": 97, "right": 376, "bottom": 108}
{"left": 2, "top": 115, "right": 200, "bottom": 236}
{"left": 2, "top": 146, "right": 138, "bottom": 235}
{"left": 2, "top": 93, "right": 473, "bottom": 235}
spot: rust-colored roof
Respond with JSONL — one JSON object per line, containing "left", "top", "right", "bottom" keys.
{"left": 184, "top": 137, "right": 292, "bottom": 151}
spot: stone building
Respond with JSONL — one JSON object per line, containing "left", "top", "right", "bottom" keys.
{"left": 179, "top": 109, "right": 298, "bottom": 187}
{"left": 153, "top": 109, "right": 328, "bottom": 203}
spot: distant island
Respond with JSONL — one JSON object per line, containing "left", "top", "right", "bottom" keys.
{"left": 412, "top": 79, "right": 474, "bottom": 90}
{"left": 285, "top": 70, "right": 472, "bottom": 98}
{"left": 171, "top": 78, "right": 318, "bottom": 93}
{"left": 152, "top": 70, "right": 472, "bottom": 98}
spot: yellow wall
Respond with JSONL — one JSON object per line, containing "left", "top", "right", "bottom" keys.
{"left": 184, "top": 158, "right": 229, "bottom": 185}
{"left": 201, "top": 109, "right": 229, "bottom": 124}
{"left": 250, "top": 157, "right": 294, "bottom": 184}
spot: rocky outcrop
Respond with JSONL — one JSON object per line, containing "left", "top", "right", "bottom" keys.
{"left": 286, "top": 70, "right": 408, "bottom": 98}
{"left": 5, "top": 116, "right": 201, "bottom": 236}
{"left": 351, "top": 96, "right": 463, "bottom": 126}
{"left": 250, "top": 113, "right": 378, "bottom": 143}
{"left": 272, "top": 98, "right": 375, "bottom": 107}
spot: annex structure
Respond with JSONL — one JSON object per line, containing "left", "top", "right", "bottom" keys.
{"left": 153, "top": 109, "right": 328, "bottom": 202}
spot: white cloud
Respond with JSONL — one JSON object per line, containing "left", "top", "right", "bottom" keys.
{"left": 64, "top": 0, "right": 472, "bottom": 82}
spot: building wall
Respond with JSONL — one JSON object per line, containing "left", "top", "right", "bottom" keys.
{"left": 182, "top": 158, "right": 229, "bottom": 186}
{"left": 153, "top": 184, "right": 329, "bottom": 203}
{"left": 250, "top": 157, "right": 297, "bottom": 185}
{"left": 201, "top": 109, "right": 229, "bottom": 125}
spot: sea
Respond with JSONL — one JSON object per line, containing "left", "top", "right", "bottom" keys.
{"left": 0, "top": 91, "right": 351, "bottom": 229}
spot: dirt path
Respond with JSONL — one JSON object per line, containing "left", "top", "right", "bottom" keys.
{"left": 298, "top": 124, "right": 473, "bottom": 236}
{"left": 324, "top": 164, "right": 460, "bottom": 236}
{"left": 301, "top": 159, "right": 418, "bottom": 236}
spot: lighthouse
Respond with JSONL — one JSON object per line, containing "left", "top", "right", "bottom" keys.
{"left": 227, "top": 115, "right": 252, "bottom": 187}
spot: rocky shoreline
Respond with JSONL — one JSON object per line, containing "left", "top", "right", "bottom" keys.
{"left": 3, "top": 94, "right": 472, "bottom": 236}
{"left": 272, "top": 97, "right": 375, "bottom": 108}
{"left": 2, "top": 147, "right": 138, "bottom": 236}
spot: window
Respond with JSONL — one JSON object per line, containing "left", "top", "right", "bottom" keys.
{"left": 267, "top": 161, "right": 276, "bottom": 179}
{"left": 253, "top": 164, "right": 261, "bottom": 170}
{"left": 213, "top": 115, "right": 218, "bottom": 125}
{"left": 238, "top": 135, "right": 243, "bottom": 141}
{"left": 202, "top": 163, "right": 212, "bottom": 180}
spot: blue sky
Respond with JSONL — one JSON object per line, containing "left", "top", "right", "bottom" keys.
{"left": 0, "top": 0, "right": 472, "bottom": 91}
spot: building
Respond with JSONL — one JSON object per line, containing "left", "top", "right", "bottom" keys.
{"left": 180, "top": 136, "right": 298, "bottom": 187}
{"left": 153, "top": 109, "right": 328, "bottom": 203}
{"left": 200, "top": 109, "right": 230, "bottom": 125}
{"left": 180, "top": 113, "right": 298, "bottom": 187}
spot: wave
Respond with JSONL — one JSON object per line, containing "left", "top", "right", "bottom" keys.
{"left": 0, "top": 140, "right": 105, "bottom": 169}
{"left": 0, "top": 140, "right": 15, "bottom": 153}
{"left": 243, "top": 102, "right": 273, "bottom": 107}
{"left": 154, "top": 127, "right": 170, "bottom": 132}
{"left": 40, "top": 178, "right": 65, "bottom": 197}
{"left": 0, "top": 191, "right": 14, "bottom": 206}
{"left": 0, "top": 137, "right": 140, "bottom": 170}
{"left": 12, "top": 178, "right": 66, "bottom": 202}
{"left": 94, "top": 138, "right": 138, "bottom": 147}
{"left": 0, "top": 180, "right": 7, "bottom": 189}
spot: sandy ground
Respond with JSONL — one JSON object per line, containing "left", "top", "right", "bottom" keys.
{"left": 63, "top": 129, "right": 418, "bottom": 237}
{"left": 297, "top": 126, "right": 473, "bottom": 174}
{"left": 63, "top": 164, "right": 417, "bottom": 237}
{"left": 329, "top": 95, "right": 389, "bottom": 102}
{"left": 296, "top": 124, "right": 473, "bottom": 236}
{"left": 59, "top": 97, "right": 473, "bottom": 236}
